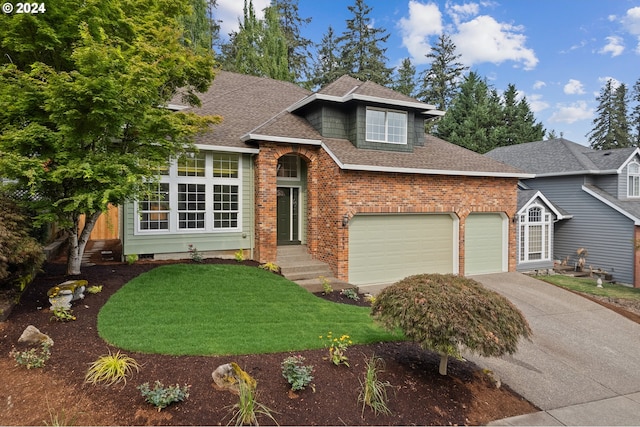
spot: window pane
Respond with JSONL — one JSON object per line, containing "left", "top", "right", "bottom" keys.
{"left": 178, "top": 152, "right": 206, "bottom": 177}
{"left": 213, "top": 153, "right": 239, "bottom": 178}
{"left": 366, "top": 109, "right": 386, "bottom": 141}
{"left": 528, "top": 224, "right": 542, "bottom": 259}
{"left": 387, "top": 111, "right": 407, "bottom": 143}
{"left": 178, "top": 183, "right": 206, "bottom": 229}
{"left": 277, "top": 155, "right": 298, "bottom": 178}
{"left": 139, "top": 183, "right": 170, "bottom": 230}
{"left": 213, "top": 185, "right": 239, "bottom": 229}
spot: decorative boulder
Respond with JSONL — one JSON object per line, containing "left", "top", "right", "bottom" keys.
{"left": 18, "top": 325, "right": 54, "bottom": 346}
{"left": 211, "top": 362, "right": 256, "bottom": 394}
{"left": 47, "top": 280, "right": 87, "bottom": 309}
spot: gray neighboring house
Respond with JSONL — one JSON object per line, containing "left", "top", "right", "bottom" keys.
{"left": 487, "top": 138, "right": 640, "bottom": 287}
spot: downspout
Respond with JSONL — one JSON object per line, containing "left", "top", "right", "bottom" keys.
{"left": 249, "top": 153, "right": 256, "bottom": 260}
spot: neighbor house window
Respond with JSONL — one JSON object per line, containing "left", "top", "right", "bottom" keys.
{"left": 519, "top": 205, "right": 551, "bottom": 263}
{"left": 136, "top": 151, "right": 242, "bottom": 233}
{"left": 366, "top": 108, "right": 407, "bottom": 144}
{"left": 628, "top": 162, "right": 640, "bottom": 197}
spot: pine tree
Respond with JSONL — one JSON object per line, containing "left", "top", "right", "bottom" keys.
{"left": 632, "top": 78, "right": 640, "bottom": 147}
{"left": 417, "top": 34, "right": 467, "bottom": 110}
{"left": 493, "top": 84, "right": 544, "bottom": 147}
{"left": 272, "top": 0, "right": 312, "bottom": 85}
{"left": 310, "top": 26, "right": 343, "bottom": 88}
{"left": 335, "top": 0, "right": 393, "bottom": 85}
{"left": 588, "top": 79, "right": 631, "bottom": 150}
{"left": 392, "top": 58, "right": 417, "bottom": 97}
{"left": 435, "top": 72, "right": 501, "bottom": 153}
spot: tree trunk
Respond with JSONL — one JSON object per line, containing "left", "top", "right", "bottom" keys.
{"left": 66, "top": 211, "right": 102, "bottom": 276}
{"left": 439, "top": 353, "right": 448, "bottom": 376}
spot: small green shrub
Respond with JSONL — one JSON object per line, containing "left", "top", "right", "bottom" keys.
{"left": 86, "top": 285, "right": 103, "bottom": 294}
{"left": 320, "top": 276, "right": 333, "bottom": 294}
{"left": 138, "top": 381, "right": 190, "bottom": 411}
{"left": 259, "top": 262, "right": 279, "bottom": 273}
{"left": 126, "top": 254, "right": 138, "bottom": 265}
{"left": 359, "top": 355, "right": 392, "bottom": 417}
{"left": 281, "top": 355, "right": 314, "bottom": 391}
{"left": 319, "top": 332, "right": 352, "bottom": 366}
{"left": 187, "top": 244, "right": 203, "bottom": 263}
{"left": 50, "top": 307, "right": 76, "bottom": 322}
{"left": 234, "top": 249, "right": 245, "bottom": 262}
{"left": 85, "top": 350, "right": 140, "bottom": 386}
{"left": 11, "top": 342, "right": 51, "bottom": 369}
{"left": 340, "top": 288, "right": 360, "bottom": 301}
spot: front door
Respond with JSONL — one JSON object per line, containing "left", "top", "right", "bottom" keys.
{"left": 277, "top": 187, "right": 300, "bottom": 245}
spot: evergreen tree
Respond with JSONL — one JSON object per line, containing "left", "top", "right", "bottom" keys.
{"left": 632, "top": 78, "right": 640, "bottom": 147}
{"left": 435, "top": 72, "right": 501, "bottom": 153}
{"left": 232, "top": 0, "right": 262, "bottom": 76}
{"left": 272, "top": 0, "right": 312, "bottom": 85}
{"left": 179, "top": 0, "right": 220, "bottom": 51}
{"left": 310, "top": 26, "right": 343, "bottom": 88}
{"left": 261, "top": 5, "right": 293, "bottom": 81}
{"left": 335, "top": 0, "right": 393, "bottom": 85}
{"left": 392, "top": 58, "right": 417, "bottom": 97}
{"left": 588, "top": 79, "right": 631, "bottom": 150}
{"left": 417, "top": 34, "right": 467, "bottom": 110}
{"left": 493, "top": 84, "right": 544, "bottom": 147}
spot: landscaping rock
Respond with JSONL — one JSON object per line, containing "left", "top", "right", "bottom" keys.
{"left": 211, "top": 362, "right": 256, "bottom": 394}
{"left": 18, "top": 325, "right": 53, "bottom": 346}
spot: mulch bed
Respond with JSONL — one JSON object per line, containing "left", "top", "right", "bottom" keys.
{"left": 0, "top": 249, "right": 538, "bottom": 426}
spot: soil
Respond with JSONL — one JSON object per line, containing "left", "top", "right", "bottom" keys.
{"left": 0, "top": 244, "right": 541, "bottom": 426}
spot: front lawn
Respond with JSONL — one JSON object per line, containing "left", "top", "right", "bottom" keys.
{"left": 97, "top": 264, "right": 400, "bottom": 356}
{"left": 542, "top": 274, "right": 640, "bottom": 300}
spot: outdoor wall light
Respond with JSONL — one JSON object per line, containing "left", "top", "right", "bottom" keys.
{"left": 342, "top": 213, "right": 350, "bottom": 227}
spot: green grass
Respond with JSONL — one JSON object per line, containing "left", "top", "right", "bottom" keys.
{"left": 542, "top": 274, "right": 640, "bottom": 300}
{"left": 97, "top": 264, "right": 400, "bottom": 356}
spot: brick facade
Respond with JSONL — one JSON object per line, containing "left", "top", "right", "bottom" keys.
{"left": 255, "top": 142, "right": 519, "bottom": 282}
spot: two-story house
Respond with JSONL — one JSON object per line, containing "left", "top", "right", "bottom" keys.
{"left": 120, "top": 71, "right": 529, "bottom": 287}
{"left": 487, "top": 138, "right": 640, "bottom": 287}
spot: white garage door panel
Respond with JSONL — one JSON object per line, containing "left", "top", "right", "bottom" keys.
{"left": 465, "top": 213, "right": 505, "bottom": 275}
{"left": 349, "top": 214, "right": 455, "bottom": 285}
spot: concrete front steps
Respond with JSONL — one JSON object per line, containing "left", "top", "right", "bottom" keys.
{"left": 276, "top": 245, "right": 353, "bottom": 293}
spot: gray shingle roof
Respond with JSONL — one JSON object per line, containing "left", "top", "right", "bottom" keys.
{"left": 486, "top": 138, "right": 637, "bottom": 175}
{"left": 175, "top": 71, "right": 528, "bottom": 177}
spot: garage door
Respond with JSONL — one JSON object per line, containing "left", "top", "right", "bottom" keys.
{"left": 348, "top": 214, "right": 456, "bottom": 285}
{"left": 465, "top": 213, "right": 506, "bottom": 275}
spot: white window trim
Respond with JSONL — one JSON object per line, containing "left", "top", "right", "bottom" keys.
{"left": 365, "top": 107, "right": 408, "bottom": 145}
{"left": 519, "top": 203, "right": 552, "bottom": 263}
{"left": 135, "top": 151, "right": 242, "bottom": 235}
{"left": 628, "top": 162, "right": 640, "bottom": 198}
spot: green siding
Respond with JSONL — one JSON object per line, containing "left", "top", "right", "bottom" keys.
{"left": 465, "top": 213, "right": 506, "bottom": 275}
{"left": 122, "top": 153, "right": 254, "bottom": 257}
{"left": 349, "top": 214, "right": 455, "bottom": 285}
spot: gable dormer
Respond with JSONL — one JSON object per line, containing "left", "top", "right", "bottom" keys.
{"left": 288, "top": 76, "right": 443, "bottom": 153}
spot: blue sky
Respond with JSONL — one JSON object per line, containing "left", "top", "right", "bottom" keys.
{"left": 215, "top": 1, "right": 640, "bottom": 146}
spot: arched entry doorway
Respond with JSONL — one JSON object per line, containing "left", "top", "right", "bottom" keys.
{"left": 276, "top": 154, "right": 306, "bottom": 246}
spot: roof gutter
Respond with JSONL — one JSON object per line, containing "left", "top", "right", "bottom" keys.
{"left": 240, "top": 133, "right": 322, "bottom": 146}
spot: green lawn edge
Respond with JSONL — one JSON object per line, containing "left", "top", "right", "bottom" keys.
{"left": 97, "top": 264, "right": 401, "bottom": 356}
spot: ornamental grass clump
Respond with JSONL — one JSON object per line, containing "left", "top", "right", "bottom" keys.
{"left": 85, "top": 350, "right": 140, "bottom": 386}
{"left": 372, "top": 273, "right": 532, "bottom": 375}
{"left": 226, "top": 380, "right": 277, "bottom": 426}
{"left": 359, "top": 354, "right": 392, "bottom": 417}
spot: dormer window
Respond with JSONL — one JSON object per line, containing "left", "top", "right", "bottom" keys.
{"left": 628, "top": 162, "right": 640, "bottom": 197}
{"left": 366, "top": 108, "right": 407, "bottom": 144}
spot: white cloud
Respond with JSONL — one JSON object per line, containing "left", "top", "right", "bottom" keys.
{"left": 445, "top": 1, "right": 479, "bottom": 25}
{"left": 527, "top": 94, "right": 549, "bottom": 114}
{"left": 398, "top": 1, "right": 443, "bottom": 64}
{"left": 452, "top": 15, "right": 538, "bottom": 70}
{"left": 599, "top": 36, "right": 625, "bottom": 57}
{"left": 533, "top": 80, "right": 546, "bottom": 90}
{"left": 621, "top": 7, "right": 640, "bottom": 53}
{"left": 598, "top": 76, "right": 622, "bottom": 89}
{"left": 564, "top": 79, "right": 585, "bottom": 95}
{"left": 549, "top": 101, "right": 593, "bottom": 124}
{"left": 215, "top": 0, "right": 270, "bottom": 37}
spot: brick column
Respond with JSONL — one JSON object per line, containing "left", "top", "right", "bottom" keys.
{"left": 254, "top": 145, "right": 278, "bottom": 263}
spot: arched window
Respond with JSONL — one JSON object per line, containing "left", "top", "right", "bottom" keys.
{"left": 519, "top": 204, "right": 551, "bottom": 262}
{"left": 628, "top": 162, "right": 640, "bottom": 197}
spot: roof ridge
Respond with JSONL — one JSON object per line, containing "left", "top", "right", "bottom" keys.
{"left": 560, "top": 138, "right": 600, "bottom": 170}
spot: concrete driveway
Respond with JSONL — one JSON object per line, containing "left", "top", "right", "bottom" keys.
{"left": 465, "top": 272, "right": 640, "bottom": 426}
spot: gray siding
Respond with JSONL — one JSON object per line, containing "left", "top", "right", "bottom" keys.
{"left": 594, "top": 174, "right": 618, "bottom": 196}
{"left": 122, "top": 154, "right": 255, "bottom": 258}
{"left": 525, "top": 175, "right": 635, "bottom": 285}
